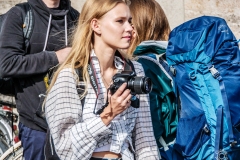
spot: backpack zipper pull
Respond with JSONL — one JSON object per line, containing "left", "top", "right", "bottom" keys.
{"left": 208, "top": 65, "right": 220, "bottom": 78}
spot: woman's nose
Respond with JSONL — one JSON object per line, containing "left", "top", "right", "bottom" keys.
{"left": 126, "top": 22, "right": 133, "bottom": 32}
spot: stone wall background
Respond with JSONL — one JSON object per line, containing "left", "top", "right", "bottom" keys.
{"left": 184, "top": 0, "right": 240, "bottom": 38}
{"left": 0, "top": 0, "right": 240, "bottom": 38}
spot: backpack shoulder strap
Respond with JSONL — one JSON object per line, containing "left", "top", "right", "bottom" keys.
{"left": 75, "top": 67, "right": 85, "bottom": 108}
{"left": 69, "top": 7, "right": 80, "bottom": 21}
{"left": 0, "top": 13, "right": 7, "bottom": 32}
{"left": 15, "top": 2, "right": 33, "bottom": 50}
{"left": 15, "top": 3, "right": 33, "bottom": 40}
{"left": 0, "top": 3, "right": 33, "bottom": 37}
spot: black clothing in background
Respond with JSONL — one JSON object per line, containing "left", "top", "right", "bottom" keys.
{"left": 0, "top": 0, "right": 79, "bottom": 132}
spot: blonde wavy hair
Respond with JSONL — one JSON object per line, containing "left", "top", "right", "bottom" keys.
{"left": 46, "top": 0, "right": 127, "bottom": 99}
{"left": 127, "top": 0, "right": 171, "bottom": 55}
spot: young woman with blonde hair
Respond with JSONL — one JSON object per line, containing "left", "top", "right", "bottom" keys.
{"left": 44, "top": 0, "right": 159, "bottom": 159}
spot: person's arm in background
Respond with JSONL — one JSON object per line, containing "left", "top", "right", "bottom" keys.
{"left": 0, "top": 7, "right": 70, "bottom": 78}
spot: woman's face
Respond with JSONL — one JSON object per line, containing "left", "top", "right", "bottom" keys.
{"left": 95, "top": 3, "right": 133, "bottom": 50}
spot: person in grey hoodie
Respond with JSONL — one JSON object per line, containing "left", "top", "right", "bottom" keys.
{"left": 0, "top": 0, "right": 79, "bottom": 159}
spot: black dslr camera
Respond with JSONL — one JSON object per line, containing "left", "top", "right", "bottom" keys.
{"left": 109, "top": 71, "right": 152, "bottom": 108}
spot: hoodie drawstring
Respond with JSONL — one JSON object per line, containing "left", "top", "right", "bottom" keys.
{"left": 42, "top": 14, "right": 68, "bottom": 90}
{"left": 64, "top": 15, "right": 68, "bottom": 46}
{"left": 43, "top": 14, "right": 68, "bottom": 51}
{"left": 43, "top": 14, "right": 52, "bottom": 51}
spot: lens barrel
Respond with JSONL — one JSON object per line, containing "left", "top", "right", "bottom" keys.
{"left": 128, "top": 76, "right": 152, "bottom": 94}
{"left": 110, "top": 71, "right": 152, "bottom": 95}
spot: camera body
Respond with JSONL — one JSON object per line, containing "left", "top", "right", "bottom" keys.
{"left": 109, "top": 71, "right": 152, "bottom": 96}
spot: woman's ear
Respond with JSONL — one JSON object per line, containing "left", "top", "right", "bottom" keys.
{"left": 91, "top": 18, "right": 101, "bottom": 34}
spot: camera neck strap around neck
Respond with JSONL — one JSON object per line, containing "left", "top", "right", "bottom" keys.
{"left": 88, "top": 53, "right": 134, "bottom": 115}
{"left": 88, "top": 53, "right": 134, "bottom": 97}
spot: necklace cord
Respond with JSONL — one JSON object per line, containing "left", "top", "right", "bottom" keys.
{"left": 101, "top": 67, "right": 115, "bottom": 88}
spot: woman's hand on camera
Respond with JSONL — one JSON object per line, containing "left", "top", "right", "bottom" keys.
{"left": 100, "top": 83, "right": 132, "bottom": 125}
{"left": 110, "top": 82, "right": 132, "bottom": 115}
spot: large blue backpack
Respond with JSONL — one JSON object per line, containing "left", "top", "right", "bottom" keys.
{"left": 166, "top": 16, "right": 240, "bottom": 159}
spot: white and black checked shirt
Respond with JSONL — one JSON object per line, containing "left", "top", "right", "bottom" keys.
{"left": 45, "top": 51, "right": 160, "bottom": 160}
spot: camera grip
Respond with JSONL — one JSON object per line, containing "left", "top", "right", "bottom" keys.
{"left": 131, "top": 97, "right": 139, "bottom": 108}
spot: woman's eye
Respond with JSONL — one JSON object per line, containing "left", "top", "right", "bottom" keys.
{"left": 117, "top": 20, "right": 123, "bottom": 23}
{"left": 128, "top": 18, "right": 132, "bottom": 25}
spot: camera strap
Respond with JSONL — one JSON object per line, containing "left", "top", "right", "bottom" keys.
{"left": 87, "top": 53, "right": 137, "bottom": 114}
{"left": 87, "top": 53, "right": 135, "bottom": 96}
{"left": 115, "top": 50, "right": 135, "bottom": 72}
{"left": 117, "top": 53, "right": 140, "bottom": 108}
{"left": 88, "top": 57, "right": 108, "bottom": 115}
{"left": 88, "top": 57, "right": 100, "bottom": 96}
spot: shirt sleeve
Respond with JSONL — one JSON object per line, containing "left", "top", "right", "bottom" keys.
{"left": 131, "top": 61, "right": 161, "bottom": 160}
{"left": 45, "top": 68, "right": 112, "bottom": 160}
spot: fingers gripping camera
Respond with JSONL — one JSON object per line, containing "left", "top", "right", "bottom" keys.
{"left": 109, "top": 71, "right": 152, "bottom": 108}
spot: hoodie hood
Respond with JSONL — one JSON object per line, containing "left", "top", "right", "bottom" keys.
{"left": 28, "top": 0, "right": 72, "bottom": 51}
{"left": 28, "top": 0, "right": 71, "bottom": 17}
{"left": 133, "top": 40, "right": 168, "bottom": 56}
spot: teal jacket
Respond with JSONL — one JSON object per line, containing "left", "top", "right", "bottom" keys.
{"left": 133, "top": 40, "right": 178, "bottom": 148}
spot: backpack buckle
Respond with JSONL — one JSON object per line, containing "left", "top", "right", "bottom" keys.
{"left": 208, "top": 65, "right": 220, "bottom": 78}
{"left": 230, "top": 140, "right": 237, "bottom": 147}
{"left": 170, "top": 66, "right": 176, "bottom": 76}
{"left": 203, "top": 124, "right": 210, "bottom": 134}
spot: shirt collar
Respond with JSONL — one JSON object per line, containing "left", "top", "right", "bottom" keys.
{"left": 90, "top": 49, "right": 124, "bottom": 71}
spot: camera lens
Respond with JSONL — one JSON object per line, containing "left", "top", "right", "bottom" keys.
{"left": 129, "top": 76, "right": 152, "bottom": 94}
{"left": 143, "top": 77, "right": 152, "bottom": 93}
